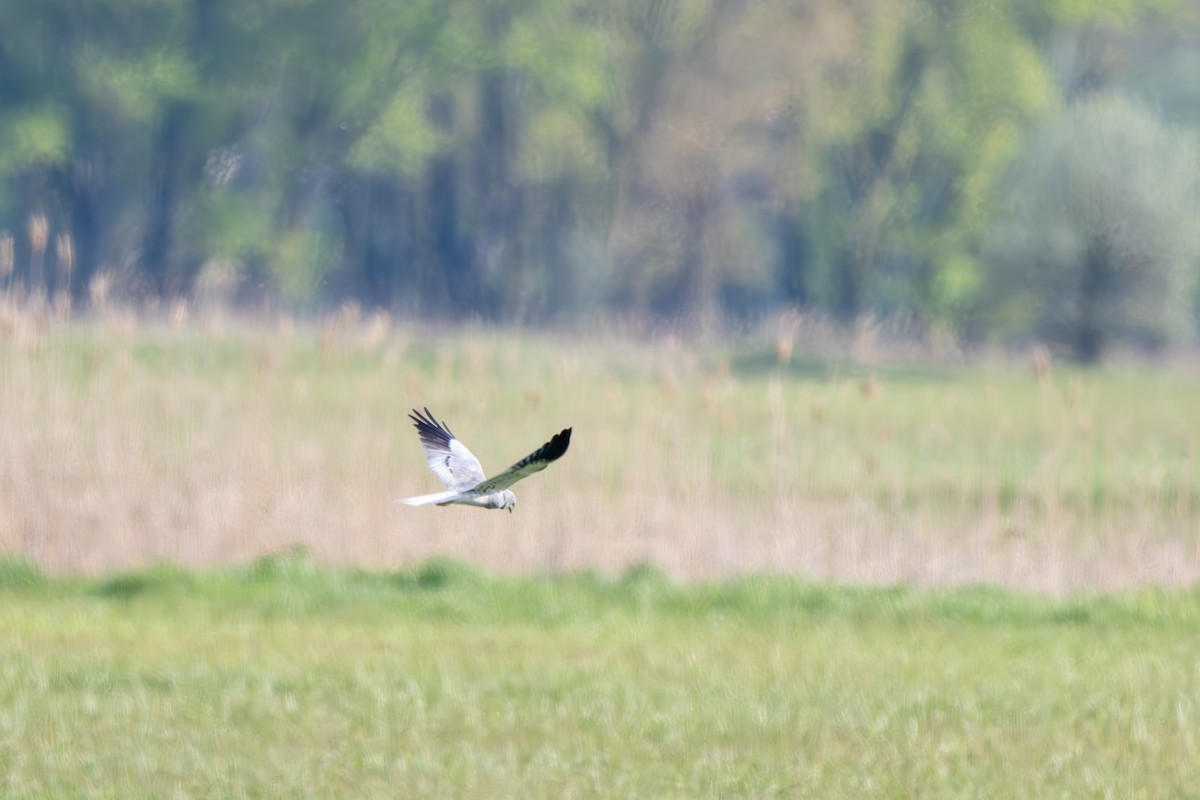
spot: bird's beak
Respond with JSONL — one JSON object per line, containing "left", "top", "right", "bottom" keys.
{"left": 508, "top": 507, "right": 514, "bottom": 514}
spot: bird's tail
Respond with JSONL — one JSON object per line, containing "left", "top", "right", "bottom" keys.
{"left": 396, "top": 490, "right": 461, "bottom": 507}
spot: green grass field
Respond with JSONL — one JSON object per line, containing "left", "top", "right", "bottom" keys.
{"left": 2, "top": 555, "right": 1199, "bottom": 798}
{"left": 3, "top": 317, "right": 1200, "bottom": 796}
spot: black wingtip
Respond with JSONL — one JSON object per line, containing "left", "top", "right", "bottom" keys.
{"left": 545, "top": 427, "right": 572, "bottom": 461}
{"left": 408, "top": 406, "right": 455, "bottom": 445}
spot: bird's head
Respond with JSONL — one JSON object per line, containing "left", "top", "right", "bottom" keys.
{"left": 491, "top": 490, "right": 517, "bottom": 513}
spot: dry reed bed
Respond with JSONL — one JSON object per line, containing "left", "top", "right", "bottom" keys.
{"left": 2, "top": 314, "right": 1199, "bottom": 592}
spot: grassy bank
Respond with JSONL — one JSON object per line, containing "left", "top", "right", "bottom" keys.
{"left": 1, "top": 556, "right": 1198, "bottom": 797}
{"left": 2, "top": 319, "right": 1199, "bottom": 589}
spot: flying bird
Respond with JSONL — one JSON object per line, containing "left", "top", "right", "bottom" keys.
{"left": 398, "top": 407, "right": 572, "bottom": 512}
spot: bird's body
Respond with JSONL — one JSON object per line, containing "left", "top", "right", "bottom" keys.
{"left": 398, "top": 407, "right": 571, "bottom": 512}
{"left": 399, "top": 487, "right": 517, "bottom": 510}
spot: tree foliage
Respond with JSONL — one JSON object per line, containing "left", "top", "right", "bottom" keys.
{"left": 0, "top": 0, "right": 1197, "bottom": 359}
{"left": 984, "top": 94, "right": 1200, "bottom": 361}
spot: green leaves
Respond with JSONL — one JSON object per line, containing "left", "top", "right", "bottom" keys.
{"left": 271, "top": 228, "right": 333, "bottom": 302}
{"left": 0, "top": 105, "right": 69, "bottom": 170}
{"left": 193, "top": 186, "right": 273, "bottom": 259}
{"left": 348, "top": 81, "right": 445, "bottom": 178}
{"left": 81, "top": 50, "right": 199, "bottom": 121}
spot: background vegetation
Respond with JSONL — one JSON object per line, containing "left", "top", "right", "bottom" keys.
{"left": 2, "top": 0, "right": 1200, "bottom": 361}
{"left": 3, "top": 321, "right": 1198, "bottom": 590}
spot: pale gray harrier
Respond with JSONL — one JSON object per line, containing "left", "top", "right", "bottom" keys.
{"left": 398, "top": 407, "right": 572, "bottom": 512}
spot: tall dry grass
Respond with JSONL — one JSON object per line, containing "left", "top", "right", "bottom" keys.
{"left": 1, "top": 307, "right": 1198, "bottom": 592}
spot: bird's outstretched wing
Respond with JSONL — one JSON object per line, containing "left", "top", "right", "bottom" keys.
{"left": 472, "top": 428, "right": 572, "bottom": 494}
{"left": 408, "top": 407, "right": 488, "bottom": 492}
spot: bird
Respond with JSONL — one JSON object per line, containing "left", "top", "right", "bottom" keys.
{"left": 398, "top": 407, "right": 572, "bottom": 512}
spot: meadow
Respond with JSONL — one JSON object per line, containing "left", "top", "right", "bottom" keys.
{"left": 2, "top": 311, "right": 1199, "bottom": 590}
{"left": 1, "top": 555, "right": 1199, "bottom": 798}
{"left": 3, "top": 312, "right": 1200, "bottom": 796}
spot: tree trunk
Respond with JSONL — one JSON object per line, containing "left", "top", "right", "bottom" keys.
{"left": 679, "top": 191, "right": 717, "bottom": 325}
{"left": 420, "top": 92, "right": 473, "bottom": 317}
{"left": 775, "top": 201, "right": 810, "bottom": 308}
{"left": 540, "top": 179, "right": 576, "bottom": 320}
{"left": 834, "top": 249, "right": 863, "bottom": 322}
{"left": 335, "top": 175, "right": 413, "bottom": 310}
{"left": 831, "top": 35, "right": 926, "bottom": 324}
{"left": 1073, "top": 236, "right": 1113, "bottom": 364}
{"left": 67, "top": 162, "right": 102, "bottom": 300}
{"left": 143, "top": 104, "right": 185, "bottom": 299}
{"left": 470, "top": 5, "right": 520, "bottom": 320}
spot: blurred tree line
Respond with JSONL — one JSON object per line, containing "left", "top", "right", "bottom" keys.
{"left": 1, "top": 0, "right": 1198, "bottom": 360}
